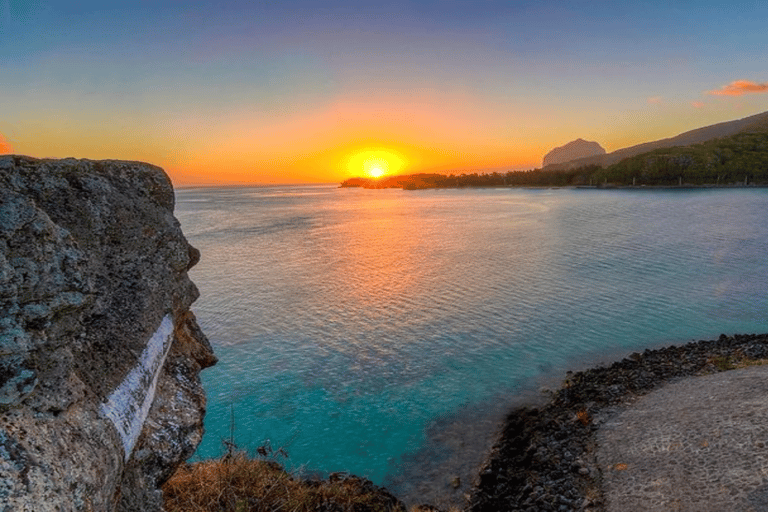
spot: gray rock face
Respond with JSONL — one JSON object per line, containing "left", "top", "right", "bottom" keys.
{"left": 542, "top": 138, "right": 606, "bottom": 167}
{"left": 0, "top": 156, "right": 216, "bottom": 511}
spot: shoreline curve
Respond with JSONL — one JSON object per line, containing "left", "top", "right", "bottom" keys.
{"left": 467, "top": 333, "right": 768, "bottom": 512}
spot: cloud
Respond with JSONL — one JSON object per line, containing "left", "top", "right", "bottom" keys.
{"left": 691, "top": 101, "right": 704, "bottom": 108}
{"left": 0, "top": 133, "right": 13, "bottom": 154}
{"left": 707, "top": 80, "right": 768, "bottom": 96}
{"left": 647, "top": 96, "right": 663, "bottom": 105}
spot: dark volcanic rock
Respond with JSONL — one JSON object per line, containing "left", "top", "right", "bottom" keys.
{"left": 543, "top": 139, "right": 606, "bottom": 167}
{"left": 0, "top": 156, "right": 216, "bottom": 511}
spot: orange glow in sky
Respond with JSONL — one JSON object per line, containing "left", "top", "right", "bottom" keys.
{"left": 0, "top": 134, "right": 13, "bottom": 155}
{"left": 4, "top": 2, "right": 768, "bottom": 186}
{"left": 348, "top": 149, "right": 408, "bottom": 179}
{"left": 153, "top": 92, "right": 557, "bottom": 185}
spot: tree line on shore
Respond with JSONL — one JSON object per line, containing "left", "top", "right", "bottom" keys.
{"left": 341, "top": 126, "right": 768, "bottom": 189}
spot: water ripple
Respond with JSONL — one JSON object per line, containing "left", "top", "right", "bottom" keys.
{"left": 175, "top": 186, "right": 768, "bottom": 492}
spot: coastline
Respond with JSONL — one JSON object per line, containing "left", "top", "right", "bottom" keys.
{"left": 467, "top": 333, "right": 768, "bottom": 512}
{"left": 458, "top": 184, "right": 768, "bottom": 190}
{"left": 340, "top": 178, "right": 768, "bottom": 191}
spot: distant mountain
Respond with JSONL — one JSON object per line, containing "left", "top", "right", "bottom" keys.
{"left": 542, "top": 138, "right": 605, "bottom": 167}
{"left": 545, "top": 109, "right": 768, "bottom": 170}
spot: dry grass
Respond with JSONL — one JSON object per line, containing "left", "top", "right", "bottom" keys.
{"left": 706, "top": 354, "right": 768, "bottom": 373}
{"left": 162, "top": 452, "right": 407, "bottom": 512}
{"left": 709, "top": 355, "right": 737, "bottom": 371}
{"left": 730, "top": 357, "right": 768, "bottom": 369}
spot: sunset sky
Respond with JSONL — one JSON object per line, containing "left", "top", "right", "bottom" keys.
{"left": 1, "top": 0, "right": 767, "bottom": 185}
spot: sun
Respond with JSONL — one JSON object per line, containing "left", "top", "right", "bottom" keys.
{"left": 346, "top": 148, "right": 407, "bottom": 179}
{"left": 363, "top": 157, "right": 389, "bottom": 179}
{"left": 369, "top": 166, "right": 385, "bottom": 178}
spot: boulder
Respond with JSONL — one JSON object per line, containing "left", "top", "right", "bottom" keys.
{"left": 0, "top": 156, "right": 216, "bottom": 511}
{"left": 542, "top": 138, "right": 606, "bottom": 167}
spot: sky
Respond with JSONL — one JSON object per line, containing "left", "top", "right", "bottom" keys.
{"left": 1, "top": 0, "right": 767, "bottom": 186}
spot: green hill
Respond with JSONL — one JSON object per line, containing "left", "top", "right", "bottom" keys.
{"left": 593, "top": 123, "right": 768, "bottom": 186}
{"left": 545, "top": 109, "right": 768, "bottom": 171}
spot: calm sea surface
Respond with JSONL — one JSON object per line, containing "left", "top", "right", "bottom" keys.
{"left": 175, "top": 185, "right": 767, "bottom": 500}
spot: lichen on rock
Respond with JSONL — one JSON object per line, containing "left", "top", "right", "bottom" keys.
{"left": 0, "top": 155, "right": 216, "bottom": 511}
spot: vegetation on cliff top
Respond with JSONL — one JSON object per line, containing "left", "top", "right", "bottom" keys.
{"left": 341, "top": 125, "right": 768, "bottom": 189}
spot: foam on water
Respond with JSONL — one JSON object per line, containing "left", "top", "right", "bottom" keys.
{"left": 175, "top": 186, "right": 768, "bottom": 501}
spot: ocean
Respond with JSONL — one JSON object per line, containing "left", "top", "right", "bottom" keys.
{"left": 174, "top": 185, "right": 767, "bottom": 502}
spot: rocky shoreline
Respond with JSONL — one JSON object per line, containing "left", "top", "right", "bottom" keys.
{"left": 466, "top": 333, "right": 768, "bottom": 512}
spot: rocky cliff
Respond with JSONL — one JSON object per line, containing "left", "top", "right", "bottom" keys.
{"left": 0, "top": 156, "right": 216, "bottom": 511}
{"left": 542, "top": 138, "right": 606, "bottom": 167}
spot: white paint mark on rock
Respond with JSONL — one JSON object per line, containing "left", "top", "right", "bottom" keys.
{"left": 101, "top": 314, "right": 174, "bottom": 461}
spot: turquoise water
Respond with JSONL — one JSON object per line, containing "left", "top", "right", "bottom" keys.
{"left": 175, "top": 186, "right": 767, "bottom": 491}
